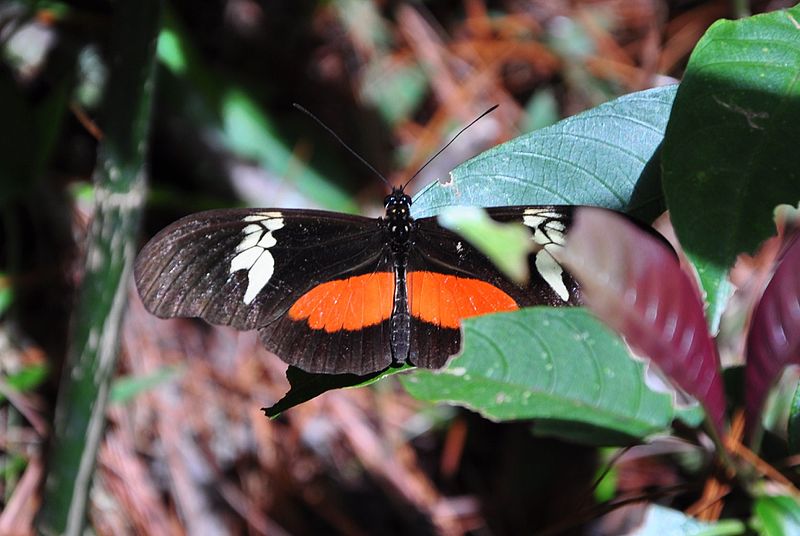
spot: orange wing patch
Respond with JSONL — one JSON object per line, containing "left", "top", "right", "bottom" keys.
{"left": 288, "top": 272, "right": 394, "bottom": 332}
{"left": 408, "top": 271, "right": 518, "bottom": 329}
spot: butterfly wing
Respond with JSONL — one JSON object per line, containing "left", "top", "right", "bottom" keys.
{"left": 134, "top": 208, "right": 396, "bottom": 374}
{"left": 407, "top": 206, "right": 581, "bottom": 369}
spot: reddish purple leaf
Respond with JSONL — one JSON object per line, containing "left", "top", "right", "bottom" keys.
{"left": 745, "top": 233, "right": 800, "bottom": 437}
{"left": 556, "top": 208, "right": 726, "bottom": 435}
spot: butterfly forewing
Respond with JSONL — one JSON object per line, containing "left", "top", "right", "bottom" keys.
{"left": 134, "top": 208, "right": 397, "bottom": 373}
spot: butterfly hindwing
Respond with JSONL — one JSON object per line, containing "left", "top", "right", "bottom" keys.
{"left": 259, "top": 270, "right": 396, "bottom": 374}
{"left": 134, "top": 208, "right": 396, "bottom": 374}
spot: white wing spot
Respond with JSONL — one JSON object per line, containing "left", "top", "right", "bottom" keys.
{"left": 230, "top": 247, "right": 262, "bottom": 272}
{"left": 229, "top": 212, "right": 284, "bottom": 304}
{"left": 532, "top": 227, "right": 549, "bottom": 245}
{"left": 264, "top": 218, "right": 284, "bottom": 231}
{"left": 544, "top": 220, "right": 566, "bottom": 234}
{"left": 523, "top": 208, "right": 569, "bottom": 300}
{"left": 235, "top": 231, "right": 261, "bottom": 252}
{"left": 245, "top": 251, "right": 276, "bottom": 304}
{"left": 257, "top": 232, "right": 277, "bottom": 248}
{"left": 536, "top": 247, "right": 570, "bottom": 301}
{"left": 523, "top": 213, "right": 545, "bottom": 231}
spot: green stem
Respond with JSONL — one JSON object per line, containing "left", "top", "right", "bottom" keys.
{"left": 36, "top": 1, "right": 162, "bottom": 534}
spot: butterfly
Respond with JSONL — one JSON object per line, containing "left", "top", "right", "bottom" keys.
{"left": 133, "top": 105, "right": 642, "bottom": 376}
{"left": 133, "top": 193, "right": 581, "bottom": 375}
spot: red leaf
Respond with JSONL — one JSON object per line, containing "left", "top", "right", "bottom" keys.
{"left": 557, "top": 208, "right": 726, "bottom": 435}
{"left": 745, "top": 233, "right": 800, "bottom": 437}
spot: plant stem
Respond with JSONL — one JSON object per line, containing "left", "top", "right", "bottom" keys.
{"left": 36, "top": 1, "right": 162, "bottom": 534}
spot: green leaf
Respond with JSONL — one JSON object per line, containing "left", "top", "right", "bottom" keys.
{"left": 437, "top": 206, "right": 533, "bottom": 284}
{"left": 412, "top": 85, "right": 677, "bottom": 219}
{"left": 530, "top": 419, "right": 641, "bottom": 446}
{"left": 67, "top": 182, "right": 95, "bottom": 204}
{"left": 521, "top": 88, "right": 559, "bottom": 132}
{"left": 401, "top": 308, "right": 677, "bottom": 443}
{"left": 360, "top": 59, "right": 427, "bottom": 126}
{"left": 789, "top": 380, "right": 800, "bottom": 454}
{"left": 546, "top": 13, "right": 621, "bottom": 106}
{"left": 593, "top": 452, "right": 618, "bottom": 502}
{"left": 264, "top": 364, "right": 412, "bottom": 418}
{"left": 675, "top": 402, "right": 707, "bottom": 429}
{"left": 156, "top": 26, "right": 189, "bottom": 75}
{"left": 0, "top": 454, "right": 27, "bottom": 480}
{"left": 626, "top": 143, "right": 666, "bottom": 223}
{"left": 662, "top": 6, "right": 800, "bottom": 331}
{"left": 109, "top": 366, "right": 183, "bottom": 404}
{"left": 0, "top": 363, "right": 49, "bottom": 403}
{"left": 5, "top": 363, "right": 48, "bottom": 391}
{"left": 752, "top": 495, "right": 800, "bottom": 536}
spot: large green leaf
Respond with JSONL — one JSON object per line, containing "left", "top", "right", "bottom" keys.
{"left": 662, "top": 6, "right": 800, "bottom": 330}
{"left": 401, "top": 308, "right": 678, "bottom": 442}
{"left": 412, "top": 85, "right": 677, "bottom": 219}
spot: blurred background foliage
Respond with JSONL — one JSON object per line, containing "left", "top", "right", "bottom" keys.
{"left": 0, "top": 0, "right": 795, "bottom": 534}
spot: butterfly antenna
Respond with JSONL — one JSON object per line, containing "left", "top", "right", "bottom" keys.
{"left": 293, "top": 103, "right": 392, "bottom": 188}
{"left": 402, "top": 104, "right": 499, "bottom": 190}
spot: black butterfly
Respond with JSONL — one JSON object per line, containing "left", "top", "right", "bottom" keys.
{"left": 134, "top": 190, "right": 580, "bottom": 375}
{"left": 134, "top": 105, "right": 640, "bottom": 375}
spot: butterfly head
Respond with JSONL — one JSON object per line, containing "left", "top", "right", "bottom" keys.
{"left": 384, "top": 187, "right": 412, "bottom": 219}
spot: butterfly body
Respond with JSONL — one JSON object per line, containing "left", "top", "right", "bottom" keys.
{"left": 134, "top": 185, "right": 583, "bottom": 375}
